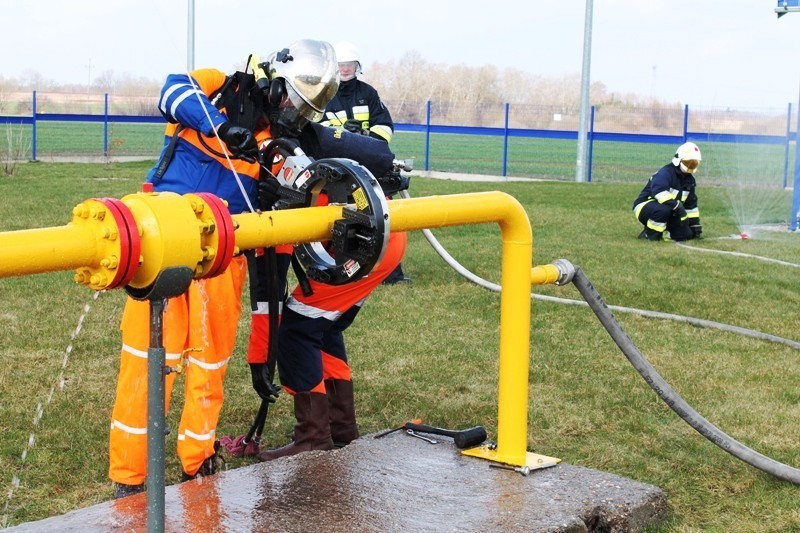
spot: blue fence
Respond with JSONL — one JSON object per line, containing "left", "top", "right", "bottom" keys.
{"left": 395, "top": 100, "right": 798, "bottom": 187}
{"left": 2, "top": 91, "right": 799, "bottom": 226}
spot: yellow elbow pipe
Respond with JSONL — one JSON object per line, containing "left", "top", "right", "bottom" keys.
{"left": 0, "top": 189, "right": 559, "bottom": 467}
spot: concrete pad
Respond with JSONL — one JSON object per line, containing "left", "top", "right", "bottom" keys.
{"left": 9, "top": 431, "right": 667, "bottom": 532}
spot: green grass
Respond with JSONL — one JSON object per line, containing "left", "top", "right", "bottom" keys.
{"left": 6, "top": 122, "right": 795, "bottom": 188}
{"left": 2, "top": 162, "right": 800, "bottom": 530}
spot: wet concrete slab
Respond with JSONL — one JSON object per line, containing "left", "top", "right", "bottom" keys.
{"left": 9, "top": 431, "right": 668, "bottom": 532}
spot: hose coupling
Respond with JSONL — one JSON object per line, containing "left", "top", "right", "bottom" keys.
{"left": 551, "top": 258, "right": 576, "bottom": 286}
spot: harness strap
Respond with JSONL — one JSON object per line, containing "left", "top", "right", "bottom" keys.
{"left": 291, "top": 253, "right": 314, "bottom": 297}
{"left": 152, "top": 124, "right": 184, "bottom": 180}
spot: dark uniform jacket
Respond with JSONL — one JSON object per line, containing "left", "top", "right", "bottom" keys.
{"left": 321, "top": 78, "right": 394, "bottom": 143}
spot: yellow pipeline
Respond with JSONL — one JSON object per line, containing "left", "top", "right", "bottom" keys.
{"left": 240, "top": 192, "right": 559, "bottom": 466}
{"left": 0, "top": 190, "right": 559, "bottom": 467}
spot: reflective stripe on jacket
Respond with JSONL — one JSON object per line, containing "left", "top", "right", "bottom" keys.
{"left": 632, "top": 163, "right": 700, "bottom": 221}
{"left": 320, "top": 78, "right": 394, "bottom": 143}
{"left": 148, "top": 69, "right": 272, "bottom": 214}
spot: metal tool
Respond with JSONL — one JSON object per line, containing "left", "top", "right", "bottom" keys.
{"left": 406, "top": 429, "right": 438, "bottom": 444}
{"left": 489, "top": 463, "right": 531, "bottom": 476}
{"left": 403, "top": 422, "right": 487, "bottom": 449}
{"left": 373, "top": 418, "right": 423, "bottom": 439}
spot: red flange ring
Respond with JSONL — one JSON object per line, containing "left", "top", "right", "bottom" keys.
{"left": 195, "top": 192, "right": 235, "bottom": 279}
{"left": 95, "top": 197, "right": 141, "bottom": 289}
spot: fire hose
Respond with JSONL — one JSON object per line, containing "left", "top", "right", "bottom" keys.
{"left": 400, "top": 188, "right": 800, "bottom": 484}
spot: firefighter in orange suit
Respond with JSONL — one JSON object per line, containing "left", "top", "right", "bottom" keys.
{"left": 109, "top": 39, "right": 340, "bottom": 498}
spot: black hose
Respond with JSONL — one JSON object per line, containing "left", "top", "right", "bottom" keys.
{"left": 570, "top": 266, "right": 800, "bottom": 485}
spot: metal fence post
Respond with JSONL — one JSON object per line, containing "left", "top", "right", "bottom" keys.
{"left": 784, "top": 102, "right": 792, "bottom": 190}
{"left": 31, "top": 91, "right": 37, "bottom": 162}
{"left": 103, "top": 94, "right": 109, "bottom": 159}
{"left": 424, "top": 100, "right": 431, "bottom": 172}
{"left": 587, "top": 105, "right": 596, "bottom": 183}
{"left": 791, "top": 101, "right": 800, "bottom": 231}
{"left": 502, "top": 103, "right": 510, "bottom": 178}
{"left": 682, "top": 104, "right": 689, "bottom": 141}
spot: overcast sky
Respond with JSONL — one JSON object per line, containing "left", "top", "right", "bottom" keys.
{"left": 2, "top": 0, "right": 799, "bottom": 110}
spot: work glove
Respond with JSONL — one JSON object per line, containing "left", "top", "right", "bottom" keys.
{"left": 343, "top": 119, "right": 367, "bottom": 135}
{"left": 249, "top": 363, "right": 280, "bottom": 403}
{"left": 216, "top": 122, "right": 257, "bottom": 158}
{"left": 673, "top": 201, "right": 688, "bottom": 220}
{"left": 258, "top": 178, "right": 282, "bottom": 211}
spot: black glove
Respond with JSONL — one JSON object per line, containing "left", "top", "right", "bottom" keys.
{"left": 249, "top": 363, "right": 280, "bottom": 402}
{"left": 343, "top": 119, "right": 367, "bottom": 135}
{"left": 217, "top": 122, "right": 257, "bottom": 158}
{"left": 258, "top": 178, "right": 282, "bottom": 211}
{"left": 673, "top": 201, "right": 687, "bottom": 219}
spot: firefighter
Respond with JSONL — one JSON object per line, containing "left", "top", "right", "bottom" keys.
{"left": 320, "top": 40, "right": 411, "bottom": 285}
{"left": 321, "top": 40, "right": 394, "bottom": 142}
{"left": 108, "top": 39, "right": 340, "bottom": 499}
{"left": 252, "top": 127, "right": 407, "bottom": 462}
{"left": 633, "top": 142, "right": 703, "bottom": 241}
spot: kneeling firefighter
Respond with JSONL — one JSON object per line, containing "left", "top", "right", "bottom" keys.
{"left": 633, "top": 142, "right": 703, "bottom": 241}
{"left": 242, "top": 53, "right": 407, "bottom": 459}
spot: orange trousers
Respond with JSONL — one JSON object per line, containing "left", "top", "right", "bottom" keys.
{"left": 108, "top": 256, "right": 247, "bottom": 485}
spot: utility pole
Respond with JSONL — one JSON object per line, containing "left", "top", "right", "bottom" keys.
{"left": 187, "top": 0, "right": 195, "bottom": 71}
{"left": 775, "top": 1, "right": 800, "bottom": 229}
{"left": 575, "top": 0, "right": 593, "bottom": 183}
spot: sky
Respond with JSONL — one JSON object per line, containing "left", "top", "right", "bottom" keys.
{"left": 2, "top": 0, "right": 799, "bottom": 110}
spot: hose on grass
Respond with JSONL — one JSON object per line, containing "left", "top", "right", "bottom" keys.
{"left": 570, "top": 266, "right": 800, "bottom": 485}
{"left": 402, "top": 188, "right": 800, "bottom": 483}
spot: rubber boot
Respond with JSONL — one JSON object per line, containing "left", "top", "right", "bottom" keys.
{"left": 257, "top": 391, "right": 334, "bottom": 462}
{"left": 113, "top": 482, "right": 145, "bottom": 499}
{"left": 326, "top": 378, "right": 359, "bottom": 447}
{"left": 639, "top": 228, "right": 663, "bottom": 241}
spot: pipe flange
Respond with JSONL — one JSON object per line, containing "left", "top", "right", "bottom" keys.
{"left": 192, "top": 193, "right": 236, "bottom": 279}
{"left": 71, "top": 197, "right": 141, "bottom": 290}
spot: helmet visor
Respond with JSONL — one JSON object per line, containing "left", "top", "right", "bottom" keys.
{"left": 285, "top": 83, "right": 323, "bottom": 124}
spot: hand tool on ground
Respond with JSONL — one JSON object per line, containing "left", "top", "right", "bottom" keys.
{"left": 402, "top": 422, "right": 487, "bottom": 449}
{"left": 406, "top": 429, "right": 438, "bottom": 444}
{"left": 489, "top": 463, "right": 530, "bottom": 476}
{"left": 373, "top": 418, "right": 423, "bottom": 439}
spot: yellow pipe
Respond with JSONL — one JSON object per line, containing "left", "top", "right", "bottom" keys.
{"left": 0, "top": 190, "right": 559, "bottom": 466}
{"left": 249, "top": 192, "right": 558, "bottom": 467}
{"left": 531, "top": 264, "right": 562, "bottom": 286}
{"left": 0, "top": 224, "right": 102, "bottom": 279}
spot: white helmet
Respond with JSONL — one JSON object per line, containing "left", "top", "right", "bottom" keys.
{"left": 672, "top": 142, "right": 702, "bottom": 174}
{"left": 267, "top": 39, "right": 339, "bottom": 135}
{"left": 334, "top": 41, "right": 362, "bottom": 80}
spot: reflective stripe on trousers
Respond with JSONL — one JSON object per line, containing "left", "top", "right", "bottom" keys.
{"left": 277, "top": 231, "right": 407, "bottom": 392}
{"left": 108, "top": 255, "right": 247, "bottom": 485}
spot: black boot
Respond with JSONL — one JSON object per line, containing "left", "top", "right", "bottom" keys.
{"left": 181, "top": 440, "right": 223, "bottom": 481}
{"left": 638, "top": 228, "right": 663, "bottom": 241}
{"left": 113, "top": 482, "right": 145, "bottom": 499}
{"left": 326, "top": 378, "right": 359, "bottom": 447}
{"left": 382, "top": 263, "right": 412, "bottom": 285}
{"left": 258, "top": 392, "right": 334, "bottom": 461}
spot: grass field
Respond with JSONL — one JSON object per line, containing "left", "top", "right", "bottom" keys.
{"left": 4, "top": 121, "right": 796, "bottom": 187}
{"left": 1, "top": 162, "right": 800, "bottom": 530}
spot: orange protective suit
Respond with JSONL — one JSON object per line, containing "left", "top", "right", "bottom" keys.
{"left": 109, "top": 256, "right": 247, "bottom": 484}
{"left": 109, "top": 66, "right": 269, "bottom": 485}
